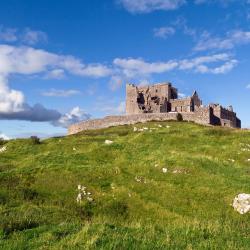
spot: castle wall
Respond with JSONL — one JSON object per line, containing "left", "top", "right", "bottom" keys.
{"left": 170, "top": 98, "right": 192, "bottom": 112}
{"left": 209, "top": 104, "right": 240, "bottom": 128}
{"left": 68, "top": 109, "right": 211, "bottom": 135}
{"left": 126, "top": 84, "right": 140, "bottom": 114}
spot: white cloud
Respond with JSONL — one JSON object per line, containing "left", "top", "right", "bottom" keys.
{"left": 113, "top": 53, "right": 237, "bottom": 78}
{"left": 113, "top": 58, "right": 178, "bottom": 77}
{"left": 0, "top": 27, "right": 17, "bottom": 42}
{"left": 53, "top": 106, "right": 90, "bottom": 128}
{"left": 118, "top": 0, "right": 186, "bottom": 13}
{"left": 45, "top": 69, "right": 65, "bottom": 79}
{"left": 178, "top": 92, "right": 186, "bottom": 98}
{"left": 246, "top": 84, "right": 250, "bottom": 89}
{"left": 22, "top": 28, "right": 48, "bottom": 45}
{"left": 41, "top": 89, "right": 81, "bottom": 97}
{"left": 194, "top": 30, "right": 250, "bottom": 51}
{"left": 0, "top": 133, "right": 10, "bottom": 140}
{"left": 0, "top": 44, "right": 111, "bottom": 125}
{"left": 153, "top": 26, "right": 175, "bottom": 39}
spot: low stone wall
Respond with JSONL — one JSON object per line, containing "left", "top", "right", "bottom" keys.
{"left": 68, "top": 110, "right": 211, "bottom": 135}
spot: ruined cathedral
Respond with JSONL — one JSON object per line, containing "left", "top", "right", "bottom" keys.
{"left": 126, "top": 82, "right": 241, "bottom": 128}
{"left": 68, "top": 81, "right": 241, "bottom": 135}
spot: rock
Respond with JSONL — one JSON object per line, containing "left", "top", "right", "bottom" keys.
{"left": 105, "top": 140, "right": 113, "bottom": 145}
{"left": 0, "top": 146, "right": 7, "bottom": 153}
{"left": 162, "top": 168, "right": 168, "bottom": 173}
{"left": 232, "top": 193, "right": 250, "bottom": 214}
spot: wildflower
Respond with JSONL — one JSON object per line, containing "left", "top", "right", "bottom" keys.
{"left": 248, "top": 159, "right": 250, "bottom": 162}
{"left": 154, "top": 164, "right": 159, "bottom": 167}
{"left": 105, "top": 140, "right": 113, "bottom": 145}
{"left": 133, "top": 127, "right": 138, "bottom": 132}
{"left": 232, "top": 193, "right": 250, "bottom": 214}
{"left": 166, "top": 125, "right": 170, "bottom": 128}
{"left": 162, "top": 168, "right": 168, "bottom": 173}
{"left": 143, "top": 127, "right": 148, "bottom": 130}
{"left": 158, "top": 124, "right": 162, "bottom": 128}
{"left": 228, "top": 159, "right": 235, "bottom": 162}
{"left": 73, "top": 147, "right": 76, "bottom": 151}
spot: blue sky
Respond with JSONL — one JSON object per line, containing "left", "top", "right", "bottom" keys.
{"left": 0, "top": 0, "right": 250, "bottom": 139}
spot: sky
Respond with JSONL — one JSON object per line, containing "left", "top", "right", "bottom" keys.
{"left": 0, "top": 0, "right": 250, "bottom": 139}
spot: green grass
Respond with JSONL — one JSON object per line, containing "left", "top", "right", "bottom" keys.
{"left": 0, "top": 121, "right": 249, "bottom": 249}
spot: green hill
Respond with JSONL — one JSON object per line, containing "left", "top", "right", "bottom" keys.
{"left": 0, "top": 121, "right": 249, "bottom": 249}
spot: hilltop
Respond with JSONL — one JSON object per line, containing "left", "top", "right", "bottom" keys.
{"left": 0, "top": 121, "right": 249, "bottom": 249}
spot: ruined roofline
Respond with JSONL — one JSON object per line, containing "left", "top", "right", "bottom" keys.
{"left": 126, "top": 82, "right": 173, "bottom": 87}
{"left": 209, "top": 103, "right": 236, "bottom": 113}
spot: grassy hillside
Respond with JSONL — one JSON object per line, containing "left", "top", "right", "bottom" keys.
{"left": 0, "top": 121, "right": 249, "bottom": 249}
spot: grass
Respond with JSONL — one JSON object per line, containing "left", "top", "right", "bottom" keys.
{"left": 0, "top": 121, "right": 249, "bottom": 249}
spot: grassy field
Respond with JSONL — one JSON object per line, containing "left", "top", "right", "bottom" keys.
{"left": 0, "top": 121, "right": 249, "bottom": 249}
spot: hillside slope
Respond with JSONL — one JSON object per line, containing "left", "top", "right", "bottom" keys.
{"left": 0, "top": 121, "right": 249, "bottom": 249}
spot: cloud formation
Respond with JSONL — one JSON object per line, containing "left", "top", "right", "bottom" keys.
{"left": 118, "top": 0, "right": 186, "bottom": 13}
{"left": 0, "top": 44, "right": 106, "bottom": 126}
{"left": 113, "top": 53, "right": 237, "bottom": 78}
{"left": 22, "top": 28, "right": 48, "bottom": 45}
{"left": 0, "top": 26, "right": 17, "bottom": 42}
{"left": 41, "top": 89, "right": 81, "bottom": 97}
{"left": 52, "top": 107, "right": 91, "bottom": 128}
{"left": 194, "top": 30, "right": 250, "bottom": 51}
{"left": 0, "top": 26, "right": 48, "bottom": 45}
{"left": 153, "top": 26, "right": 175, "bottom": 39}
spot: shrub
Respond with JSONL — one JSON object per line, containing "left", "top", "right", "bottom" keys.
{"left": 0, "top": 137, "right": 5, "bottom": 145}
{"left": 30, "top": 136, "right": 41, "bottom": 145}
{"left": 177, "top": 113, "right": 183, "bottom": 122}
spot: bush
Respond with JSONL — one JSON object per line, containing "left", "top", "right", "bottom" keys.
{"left": 30, "top": 136, "right": 40, "bottom": 145}
{"left": 0, "top": 138, "right": 5, "bottom": 145}
{"left": 177, "top": 113, "right": 183, "bottom": 122}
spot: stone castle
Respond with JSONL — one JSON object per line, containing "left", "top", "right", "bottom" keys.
{"left": 68, "top": 82, "right": 241, "bottom": 135}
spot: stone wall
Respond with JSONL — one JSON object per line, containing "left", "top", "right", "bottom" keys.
{"left": 68, "top": 109, "right": 211, "bottom": 135}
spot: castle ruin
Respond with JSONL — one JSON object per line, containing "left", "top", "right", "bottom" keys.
{"left": 68, "top": 82, "right": 241, "bottom": 135}
{"left": 126, "top": 82, "right": 241, "bottom": 128}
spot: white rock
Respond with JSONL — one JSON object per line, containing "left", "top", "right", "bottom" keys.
{"left": 0, "top": 146, "right": 7, "bottom": 153}
{"left": 76, "top": 193, "right": 82, "bottom": 203}
{"left": 105, "top": 140, "right": 113, "bottom": 145}
{"left": 232, "top": 193, "right": 250, "bottom": 214}
{"left": 87, "top": 197, "right": 93, "bottom": 202}
{"left": 162, "top": 168, "right": 168, "bottom": 173}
